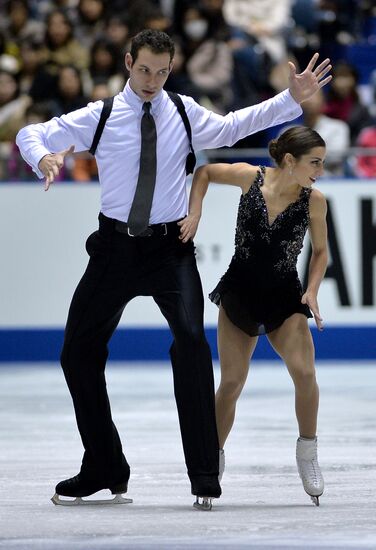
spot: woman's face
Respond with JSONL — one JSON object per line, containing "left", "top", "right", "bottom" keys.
{"left": 9, "top": 2, "right": 28, "bottom": 30}
{"left": 106, "top": 19, "right": 129, "bottom": 46}
{"left": 0, "top": 72, "right": 17, "bottom": 104}
{"left": 290, "top": 147, "right": 326, "bottom": 188}
{"left": 94, "top": 47, "right": 113, "bottom": 70}
{"left": 20, "top": 45, "right": 44, "bottom": 72}
{"left": 80, "top": 0, "right": 104, "bottom": 22}
{"left": 183, "top": 9, "right": 209, "bottom": 41}
{"left": 47, "top": 13, "right": 71, "bottom": 46}
{"left": 332, "top": 74, "right": 356, "bottom": 98}
{"left": 58, "top": 67, "right": 81, "bottom": 97}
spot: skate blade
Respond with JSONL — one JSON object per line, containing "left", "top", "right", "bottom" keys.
{"left": 193, "top": 496, "right": 213, "bottom": 511}
{"left": 51, "top": 493, "right": 133, "bottom": 506}
{"left": 310, "top": 495, "right": 320, "bottom": 506}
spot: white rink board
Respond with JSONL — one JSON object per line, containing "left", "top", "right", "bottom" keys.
{"left": 0, "top": 180, "right": 375, "bottom": 327}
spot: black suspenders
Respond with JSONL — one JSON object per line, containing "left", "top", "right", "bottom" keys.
{"left": 166, "top": 91, "right": 196, "bottom": 175}
{"left": 88, "top": 92, "right": 196, "bottom": 175}
{"left": 88, "top": 96, "right": 114, "bottom": 155}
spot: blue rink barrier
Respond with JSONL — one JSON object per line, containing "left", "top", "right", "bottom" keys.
{"left": 0, "top": 326, "right": 375, "bottom": 362}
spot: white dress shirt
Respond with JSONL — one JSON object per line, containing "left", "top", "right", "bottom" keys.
{"left": 16, "top": 80, "right": 301, "bottom": 224}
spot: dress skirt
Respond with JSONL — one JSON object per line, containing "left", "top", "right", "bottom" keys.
{"left": 209, "top": 259, "right": 312, "bottom": 337}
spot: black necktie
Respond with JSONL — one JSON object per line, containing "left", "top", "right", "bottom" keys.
{"left": 127, "top": 102, "right": 157, "bottom": 236}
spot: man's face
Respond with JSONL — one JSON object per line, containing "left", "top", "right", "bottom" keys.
{"left": 125, "top": 47, "right": 173, "bottom": 102}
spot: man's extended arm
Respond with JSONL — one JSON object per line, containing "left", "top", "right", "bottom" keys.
{"left": 187, "top": 53, "right": 331, "bottom": 151}
{"left": 16, "top": 102, "right": 101, "bottom": 181}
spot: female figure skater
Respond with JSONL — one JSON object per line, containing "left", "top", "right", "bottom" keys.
{"left": 178, "top": 126, "right": 328, "bottom": 505}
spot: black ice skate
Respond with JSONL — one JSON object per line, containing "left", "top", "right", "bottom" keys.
{"left": 191, "top": 475, "right": 221, "bottom": 511}
{"left": 51, "top": 473, "right": 132, "bottom": 506}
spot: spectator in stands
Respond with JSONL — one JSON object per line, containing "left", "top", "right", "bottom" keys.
{"left": 302, "top": 88, "right": 350, "bottom": 175}
{"left": 125, "top": 0, "right": 162, "bottom": 35}
{"left": 223, "top": 0, "right": 291, "bottom": 97}
{"left": 0, "top": 29, "right": 18, "bottom": 73}
{"left": 104, "top": 12, "right": 131, "bottom": 55}
{"left": 90, "top": 78, "right": 111, "bottom": 101}
{"left": 324, "top": 61, "right": 372, "bottom": 143}
{"left": 18, "top": 37, "right": 47, "bottom": 95}
{"left": 143, "top": 5, "right": 173, "bottom": 35}
{"left": 44, "top": 8, "right": 89, "bottom": 71}
{"left": 9, "top": 102, "right": 61, "bottom": 181}
{"left": 0, "top": 0, "right": 44, "bottom": 58}
{"left": 19, "top": 37, "right": 59, "bottom": 103}
{"left": 223, "top": 0, "right": 291, "bottom": 65}
{"left": 355, "top": 126, "right": 376, "bottom": 178}
{"left": 0, "top": 69, "right": 30, "bottom": 143}
{"left": 165, "top": 38, "right": 204, "bottom": 101}
{"left": 315, "top": 0, "right": 358, "bottom": 59}
{"left": 52, "top": 64, "right": 89, "bottom": 117}
{"left": 200, "top": 0, "right": 232, "bottom": 42}
{"left": 88, "top": 37, "right": 124, "bottom": 96}
{"left": 180, "top": 5, "right": 233, "bottom": 113}
{"left": 29, "top": 0, "right": 79, "bottom": 24}
{"left": 76, "top": 0, "right": 106, "bottom": 49}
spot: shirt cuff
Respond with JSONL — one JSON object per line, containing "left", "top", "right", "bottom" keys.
{"left": 32, "top": 146, "right": 52, "bottom": 179}
{"left": 283, "top": 88, "right": 303, "bottom": 115}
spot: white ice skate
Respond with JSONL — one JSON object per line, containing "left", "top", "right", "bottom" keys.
{"left": 218, "top": 449, "right": 225, "bottom": 483}
{"left": 296, "top": 436, "right": 324, "bottom": 506}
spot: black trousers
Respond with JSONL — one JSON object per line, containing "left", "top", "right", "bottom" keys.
{"left": 60, "top": 213, "right": 219, "bottom": 489}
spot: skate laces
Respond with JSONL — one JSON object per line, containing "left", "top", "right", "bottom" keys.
{"left": 301, "top": 457, "right": 320, "bottom": 483}
{"left": 297, "top": 440, "right": 322, "bottom": 485}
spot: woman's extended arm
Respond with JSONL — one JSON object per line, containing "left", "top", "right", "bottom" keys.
{"left": 301, "top": 189, "right": 328, "bottom": 330}
{"left": 178, "top": 162, "right": 256, "bottom": 242}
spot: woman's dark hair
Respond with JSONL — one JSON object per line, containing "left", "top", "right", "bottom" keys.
{"left": 130, "top": 29, "right": 175, "bottom": 64}
{"left": 57, "top": 64, "right": 84, "bottom": 97}
{"left": 6, "top": 0, "right": 29, "bottom": 15}
{"left": 268, "top": 126, "right": 326, "bottom": 166}
{"left": 90, "top": 37, "right": 120, "bottom": 76}
{"left": 45, "top": 9, "right": 74, "bottom": 49}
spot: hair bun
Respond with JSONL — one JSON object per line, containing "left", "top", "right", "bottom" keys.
{"left": 268, "top": 139, "right": 279, "bottom": 160}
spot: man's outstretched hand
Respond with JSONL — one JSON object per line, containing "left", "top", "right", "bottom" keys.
{"left": 39, "top": 145, "right": 75, "bottom": 191}
{"left": 289, "top": 53, "right": 332, "bottom": 104}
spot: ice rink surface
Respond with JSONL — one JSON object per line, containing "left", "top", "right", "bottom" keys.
{"left": 0, "top": 362, "right": 375, "bottom": 550}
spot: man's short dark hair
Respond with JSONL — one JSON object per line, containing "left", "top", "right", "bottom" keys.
{"left": 130, "top": 30, "right": 175, "bottom": 64}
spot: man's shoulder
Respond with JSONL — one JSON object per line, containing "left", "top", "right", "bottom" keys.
{"left": 164, "top": 90, "right": 199, "bottom": 111}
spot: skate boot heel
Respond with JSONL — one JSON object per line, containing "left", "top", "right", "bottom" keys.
{"left": 191, "top": 475, "right": 221, "bottom": 511}
{"left": 296, "top": 436, "right": 324, "bottom": 506}
{"left": 193, "top": 496, "right": 212, "bottom": 511}
{"left": 110, "top": 481, "right": 128, "bottom": 495}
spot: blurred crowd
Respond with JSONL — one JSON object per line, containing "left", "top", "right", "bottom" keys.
{"left": 1, "top": 0, "right": 376, "bottom": 181}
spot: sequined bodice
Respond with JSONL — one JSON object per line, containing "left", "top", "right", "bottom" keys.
{"left": 233, "top": 166, "right": 312, "bottom": 277}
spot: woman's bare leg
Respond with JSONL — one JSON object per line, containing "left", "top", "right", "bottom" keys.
{"left": 267, "top": 313, "right": 318, "bottom": 437}
{"left": 215, "top": 306, "right": 258, "bottom": 448}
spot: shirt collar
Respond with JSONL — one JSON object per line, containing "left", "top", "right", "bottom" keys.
{"left": 122, "top": 79, "right": 165, "bottom": 117}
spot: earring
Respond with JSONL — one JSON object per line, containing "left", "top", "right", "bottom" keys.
{"left": 289, "top": 168, "right": 292, "bottom": 176}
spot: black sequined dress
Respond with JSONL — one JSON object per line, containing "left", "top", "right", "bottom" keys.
{"left": 209, "top": 166, "right": 313, "bottom": 336}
